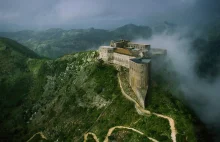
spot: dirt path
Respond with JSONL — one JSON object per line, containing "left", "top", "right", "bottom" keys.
{"left": 153, "top": 113, "right": 177, "bottom": 142}
{"left": 117, "top": 75, "right": 151, "bottom": 115}
{"left": 118, "top": 74, "right": 177, "bottom": 142}
{"left": 103, "top": 126, "right": 158, "bottom": 142}
{"left": 84, "top": 74, "right": 177, "bottom": 142}
{"left": 84, "top": 132, "right": 99, "bottom": 142}
{"left": 27, "top": 132, "right": 47, "bottom": 142}
{"left": 83, "top": 126, "right": 158, "bottom": 142}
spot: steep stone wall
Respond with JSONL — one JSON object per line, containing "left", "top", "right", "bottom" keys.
{"left": 99, "top": 42, "right": 155, "bottom": 108}
{"left": 129, "top": 59, "right": 151, "bottom": 108}
{"left": 113, "top": 52, "right": 135, "bottom": 68}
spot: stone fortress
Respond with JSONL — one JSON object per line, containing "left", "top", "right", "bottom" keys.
{"left": 98, "top": 40, "right": 166, "bottom": 108}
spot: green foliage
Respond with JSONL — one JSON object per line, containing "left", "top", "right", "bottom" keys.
{"left": 0, "top": 37, "right": 40, "bottom": 58}
{"left": 89, "top": 62, "right": 119, "bottom": 100}
{"left": 147, "top": 85, "right": 197, "bottom": 141}
{"left": 0, "top": 37, "right": 41, "bottom": 141}
{"left": 0, "top": 72, "right": 32, "bottom": 107}
{"left": 89, "top": 91, "right": 171, "bottom": 142}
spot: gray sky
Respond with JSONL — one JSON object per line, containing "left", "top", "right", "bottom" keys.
{"left": 0, "top": 0, "right": 219, "bottom": 30}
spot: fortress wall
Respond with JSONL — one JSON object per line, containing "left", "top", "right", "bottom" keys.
{"left": 99, "top": 42, "right": 153, "bottom": 108}
{"left": 99, "top": 46, "right": 114, "bottom": 62}
{"left": 129, "top": 61, "right": 149, "bottom": 89}
{"left": 129, "top": 59, "right": 151, "bottom": 108}
{"left": 112, "top": 52, "right": 135, "bottom": 68}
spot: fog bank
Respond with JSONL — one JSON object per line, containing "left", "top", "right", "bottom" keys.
{"left": 134, "top": 31, "right": 220, "bottom": 140}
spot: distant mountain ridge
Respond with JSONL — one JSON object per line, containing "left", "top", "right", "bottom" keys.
{"left": 0, "top": 24, "right": 152, "bottom": 58}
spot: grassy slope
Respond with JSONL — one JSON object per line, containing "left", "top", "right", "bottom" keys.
{"left": 0, "top": 37, "right": 40, "bottom": 141}
{"left": 0, "top": 37, "right": 39, "bottom": 106}
{"left": 24, "top": 52, "right": 171, "bottom": 142}
{"left": 0, "top": 38, "right": 205, "bottom": 142}
{"left": 147, "top": 84, "right": 196, "bottom": 141}
{"left": 0, "top": 37, "right": 40, "bottom": 58}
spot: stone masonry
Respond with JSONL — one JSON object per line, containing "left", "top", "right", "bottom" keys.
{"left": 99, "top": 40, "right": 166, "bottom": 108}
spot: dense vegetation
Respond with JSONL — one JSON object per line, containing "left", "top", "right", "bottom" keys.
{"left": 0, "top": 37, "right": 39, "bottom": 109}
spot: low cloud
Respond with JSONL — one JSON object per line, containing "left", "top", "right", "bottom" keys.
{"left": 134, "top": 30, "right": 220, "bottom": 140}
{"left": 0, "top": 12, "right": 20, "bottom": 21}
{"left": 0, "top": 0, "right": 202, "bottom": 30}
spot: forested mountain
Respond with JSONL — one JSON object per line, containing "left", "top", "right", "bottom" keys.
{"left": 0, "top": 24, "right": 152, "bottom": 58}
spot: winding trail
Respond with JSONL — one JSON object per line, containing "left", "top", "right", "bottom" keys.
{"left": 84, "top": 132, "right": 99, "bottom": 142}
{"left": 103, "top": 126, "right": 158, "bottom": 142}
{"left": 84, "top": 126, "right": 158, "bottom": 142}
{"left": 83, "top": 74, "right": 177, "bottom": 142}
{"left": 117, "top": 74, "right": 177, "bottom": 142}
{"left": 27, "top": 132, "right": 47, "bottom": 142}
{"left": 153, "top": 112, "right": 177, "bottom": 142}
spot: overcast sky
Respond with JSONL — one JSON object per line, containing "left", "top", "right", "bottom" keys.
{"left": 0, "top": 0, "right": 219, "bottom": 30}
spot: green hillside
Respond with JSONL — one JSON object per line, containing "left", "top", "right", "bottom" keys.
{"left": 0, "top": 37, "right": 39, "bottom": 58}
{"left": 0, "top": 37, "right": 40, "bottom": 107}
{"left": 0, "top": 37, "right": 39, "bottom": 140}
{"left": 0, "top": 37, "right": 209, "bottom": 142}
{"left": 0, "top": 24, "right": 152, "bottom": 58}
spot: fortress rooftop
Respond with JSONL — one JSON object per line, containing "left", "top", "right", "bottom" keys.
{"left": 114, "top": 48, "right": 133, "bottom": 56}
